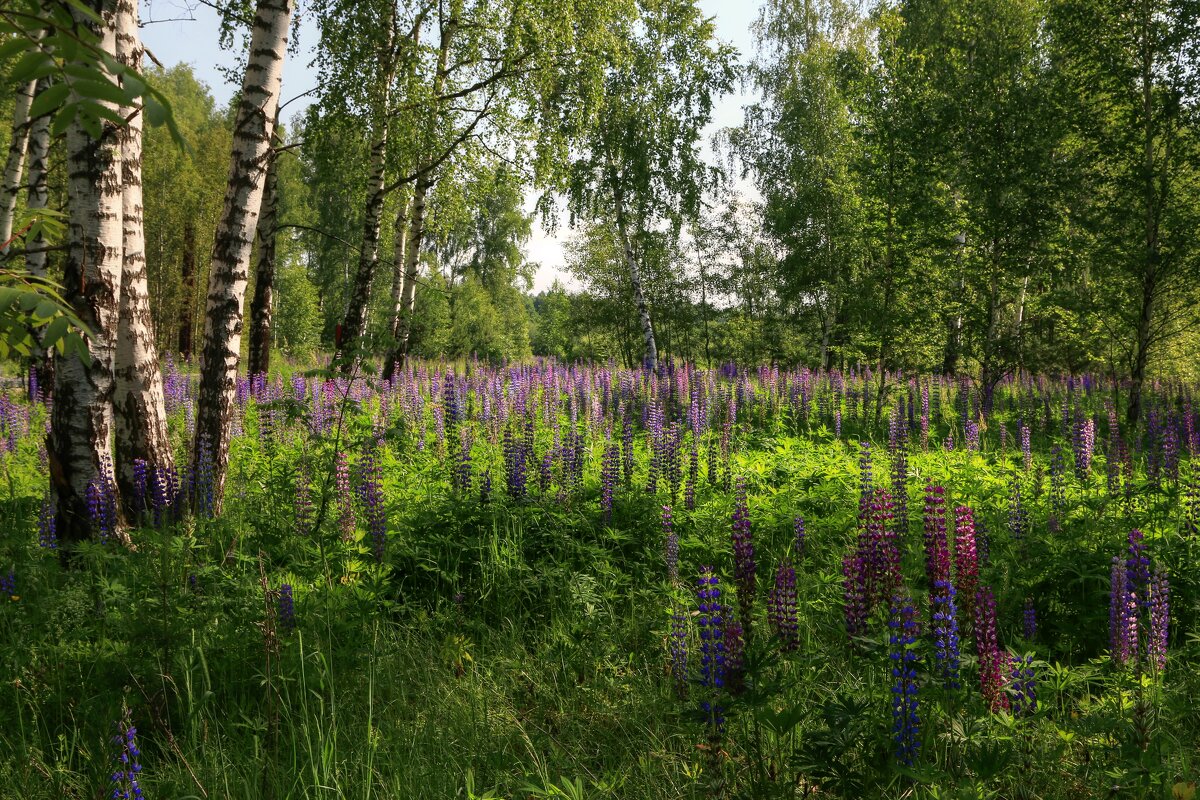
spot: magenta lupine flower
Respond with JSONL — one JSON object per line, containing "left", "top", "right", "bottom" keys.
{"left": 731, "top": 478, "right": 756, "bottom": 633}
{"left": 663, "top": 504, "right": 679, "bottom": 584}
{"left": 954, "top": 506, "right": 980, "bottom": 623}
{"left": 974, "top": 586, "right": 1009, "bottom": 712}
{"left": 923, "top": 485, "right": 950, "bottom": 595}
{"left": 843, "top": 551, "right": 869, "bottom": 638}
{"left": 767, "top": 559, "right": 798, "bottom": 651}
{"left": 1148, "top": 567, "right": 1169, "bottom": 672}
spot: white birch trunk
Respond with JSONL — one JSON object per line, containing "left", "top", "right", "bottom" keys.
{"left": 49, "top": 0, "right": 125, "bottom": 542}
{"left": 0, "top": 76, "right": 37, "bottom": 250}
{"left": 25, "top": 76, "right": 54, "bottom": 399}
{"left": 112, "top": 0, "right": 174, "bottom": 512}
{"left": 193, "top": 0, "right": 293, "bottom": 512}
{"left": 613, "top": 184, "right": 657, "bottom": 370}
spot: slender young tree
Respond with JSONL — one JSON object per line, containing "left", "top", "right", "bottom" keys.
{"left": 248, "top": 120, "right": 281, "bottom": 377}
{"left": 0, "top": 74, "right": 37, "bottom": 250}
{"left": 24, "top": 75, "right": 54, "bottom": 398}
{"left": 112, "top": 0, "right": 174, "bottom": 510}
{"left": 193, "top": 0, "right": 293, "bottom": 512}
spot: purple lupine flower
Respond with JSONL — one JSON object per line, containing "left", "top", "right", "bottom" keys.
{"left": 503, "top": 424, "right": 528, "bottom": 499}
{"left": 696, "top": 567, "right": 726, "bottom": 738}
{"left": 132, "top": 458, "right": 150, "bottom": 522}
{"left": 663, "top": 504, "right": 678, "bottom": 584}
{"left": 457, "top": 426, "right": 474, "bottom": 494}
{"left": 1020, "top": 425, "right": 1031, "bottom": 472}
{"left": 1008, "top": 474, "right": 1028, "bottom": 540}
{"left": 0, "top": 570, "right": 14, "bottom": 600}
{"left": 335, "top": 451, "right": 355, "bottom": 541}
{"left": 600, "top": 441, "right": 618, "bottom": 524}
{"left": 931, "top": 579, "right": 960, "bottom": 690}
{"left": 889, "top": 597, "right": 920, "bottom": 767}
{"left": 87, "top": 457, "right": 119, "bottom": 543}
{"left": 110, "top": 706, "right": 144, "bottom": 800}
{"left": 943, "top": 432, "right": 954, "bottom": 451}
{"left": 277, "top": 583, "right": 296, "bottom": 633}
{"left": 1125, "top": 529, "right": 1150, "bottom": 606}
{"left": 965, "top": 419, "right": 980, "bottom": 452}
{"left": 731, "top": 478, "right": 756, "bottom": 633}
{"left": 150, "top": 464, "right": 182, "bottom": 528}
{"left": 767, "top": 559, "right": 798, "bottom": 651}
{"left": 361, "top": 440, "right": 387, "bottom": 562}
{"left": 1009, "top": 654, "right": 1037, "bottom": 718}
{"left": 975, "top": 586, "right": 1009, "bottom": 712}
{"left": 1163, "top": 417, "right": 1180, "bottom": 483}
{"left": 37, "top": 493, "right": 57, "bottom": 549}
{"left": 479, "top": 469, "right": 492, "bottom": 504}
{"left": 923, "top": 485, "right": 950, "bottom": 595}
{"left": 1023, "top": 598, "right": 1037, "bottom": 641}
{"left": 1110, "top": 556, "right": 1137, "bottom": 667}
{"left": 1074, "top": 416, "right": 1095, "bottom": 479}
{"left": 723, "top": 618, "right": 746, "bottom": 696}
{"left": 685, "top": 442, "right": 698, "bottom": 511}
{"left": 1048, "top": 445, "right": 1065, "bottom": 532}
{"left": 1148, "top": 567, "right": 1169, "bottom": 672}
{"left": 891, "top": 430, "right": 909, "bottom": 531}
{"left": 793, "top": 515, "right": 806, "bottom": 560}
{"left": 294, "top": 461, "right": 313, "bottom": 537}
{"left": 192, "top": 433, "right": 215, "bottom": 519}
{"left": 858, "top": 441, "right": 874, "bottom": 516}
{"left": 669, "top": 602, "right": 688, "bottom": 698}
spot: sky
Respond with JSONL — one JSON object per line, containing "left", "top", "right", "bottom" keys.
{"left": 139, "top": 0, "right": 763, "bottom": 292}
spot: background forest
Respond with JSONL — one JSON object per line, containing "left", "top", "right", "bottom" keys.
{"left": 7, "top": 0, "right": 1198, "bottom": 394}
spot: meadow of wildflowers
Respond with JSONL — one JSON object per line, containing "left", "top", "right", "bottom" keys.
{"left": 0, "top": 361, "right": 1197, "bottom": 798}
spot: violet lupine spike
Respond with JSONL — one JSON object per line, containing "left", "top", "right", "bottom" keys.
{"left": 294, "top": 461, "right": 313, "bottom": 537}
{"left": 663, "top": 504, "right": 678, "bottom": 585}
{"left": 110, "top": 706, "right": 144, "bottom": 800}
{"left": 767, "top": 559, "right": 798, "bottom": 651}
{"left": 335, "top": 450, "right": 355, "bottom": 541}
{"left": 843, "top": 550, "right": 869, "bottom": 639}
{"left": 1020, "top": 425, "right": 1032, "bottom": 472}
{"left": 1109, "top": 556, "right": 1138, "bottom": 668}
{"left": 600, "top": 442, "right": 618, "bottom": 524}
{"left": 361, "top": 440, "right": 387, "bottom": 562}
{"left": 685, "top": 443, "right": 698, "bottom": 511}
{"left": 277, "top": 583, "right": 296, "bottom": 633}
{"left": 1148, "top": 567, "right": 1169, "bottom": 672}
{"left": 1009, "top": 654, "right": 1037, "bottom": 718}
{"left": 37, "top": 493, "right": 57, "bottom": 549}
{"left": 922, "top": 485, "right": 950, "bottom": 595}
{"left": 1023, "top": 597, "right": 1037, "bottom": 641}
{"left": 974, "top": 586, "right": 1009, "bottom": 712}
{"left": 1008, "top": 475, "right": 1029, "bottom": 541}
{"left": 1074, "top": 416, "right": 1095, "bottom": 479}
{"left": 858, "top": 441, "right": 874, "bottom": 518}
{"left": 793, "top": 515, "right": 806, "bottom": 560}
{"left": 931, "top": 579, "right": 961, "bottom": 690}
{"left": 669, "top": 602, "right": 689, "bottom": 698}
{"left": 1125, "top": 529, "right": 1150, "bottom": 606}
{"left": 731, "top": 478, "right": 756, "bottom": 634}
{"left": 888, "top": 596, "right": 921, "bottom": 767}
{"left": 696, "top": 566, "right": 726, "bottom": 739}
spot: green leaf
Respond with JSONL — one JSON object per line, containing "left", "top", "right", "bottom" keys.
{"left": 28, "top": 82, "right": 70, "bottom": 120}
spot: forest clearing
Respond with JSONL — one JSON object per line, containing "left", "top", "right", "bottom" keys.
{"left": 1, "top": 0, "right": 1199, "bottom": 798}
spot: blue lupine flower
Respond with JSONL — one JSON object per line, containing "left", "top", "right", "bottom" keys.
{"left": 277, "top": 584, "right": 296, "bottom": 633}
{"left": 889, "top": 596, "right": 920, "bottom": 767}
{"left": 110, "top": 706, "right": 144, "bottom": 800}
{"left": 931, "top": 579, "right": 960, "bottom": 690}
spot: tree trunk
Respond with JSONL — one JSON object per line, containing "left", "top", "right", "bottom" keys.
{"left": 49, "top": 0, "right": 125, "bottom": 544}
{"left": 248, "top": 123, "right": 280, "bottom": 377}
{"left": 612, "top": 183, "right": 657, "bottom": 371}
{"left": 178, "top": 221, "right": 195, "bottom": 360}
{"left": 193, "top": 0, "right": 293, "bottom": 514}
{"left": 112, "top": 0, "right": 174, "bottom": 512}
{"left": 25, "top": 76, "right": 54, "bottom": 400}
{"left": 381, "top": 190, "right": 411, "bottom": 378}
{"left": 382, "top": 18, "right": 454, "bottom": 380}
{"left": 0, "top": 74, "right": 37, "bottom": 249}
{"left": 942, "top": 231, "right": 966, "bottom": 375}
{"left": 338, "top": 6, "right": 397, "bottom": 371}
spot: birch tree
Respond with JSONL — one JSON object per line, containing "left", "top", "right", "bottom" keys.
{"left": 193, "top": 0, "right": 293, "bottom": 512}
{"left": 0, "top": 74, "right": 37, "bottom": 250}
{"left": 112, "top": 0, "right": 173, "bottom": 510}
